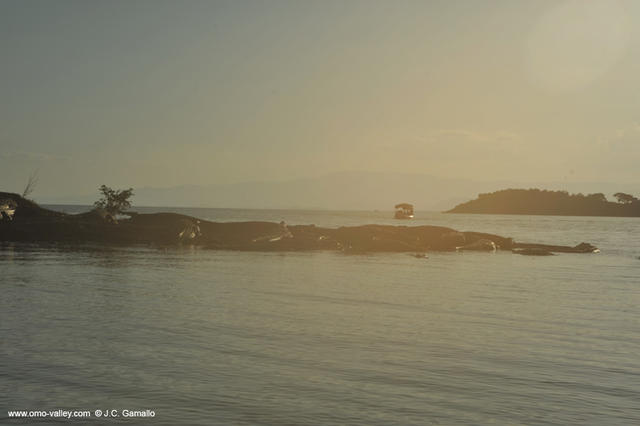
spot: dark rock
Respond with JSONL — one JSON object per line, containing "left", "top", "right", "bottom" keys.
{"left": 512, "top": 248, "right": 555, "bottom": 256}
{"left": 0, "top": 192, "right": 64, "bottom": 219}
{"left": 512, "top": 242, "right": 600, "bottom": 254}
{"left": 439, "top": 231, "right": 465, "bottom": 248}
{"left": 0, "top": 192, "right": 601, "bottom": 254}
{"left": 463, "top": 232, "right": 513, "bottom": 249}
{"left": 456, "top": 239, "right": 497, "bottom": 251}
{"left": 75, "top": 208, "right": 117, "bottom": 224}
{"left": 572, "top": 242, "right": 600, "bottom": 253}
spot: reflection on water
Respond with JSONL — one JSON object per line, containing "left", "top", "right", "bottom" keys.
{"left": 2, "top": 212, "right": 640, "bottom": 425}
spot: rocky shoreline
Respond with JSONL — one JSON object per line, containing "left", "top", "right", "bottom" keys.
{"left": 0, "top": 192, "right": 599, "bottom": 255}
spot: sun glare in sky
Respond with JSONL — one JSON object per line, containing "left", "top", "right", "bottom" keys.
{"left": 1, "top": 0, "right": 639, "bottom": 199}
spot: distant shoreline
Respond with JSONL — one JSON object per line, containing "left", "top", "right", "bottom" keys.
{"left": 43, "top": 203, "right": 640, "bottom": 219}
{"left": 447, "top": 189, "right": 640, "bottom": 218}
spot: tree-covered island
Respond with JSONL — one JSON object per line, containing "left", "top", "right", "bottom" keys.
{"left": 447, "top": 189, "right": 640, "bottom": 217}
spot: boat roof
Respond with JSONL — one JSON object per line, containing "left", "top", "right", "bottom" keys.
{"left": 395, "top": 203, "right": 413, "bottom": 209}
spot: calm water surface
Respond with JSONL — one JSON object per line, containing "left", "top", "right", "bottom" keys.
{"left": 2, "top": 209, "right": 640, "bottom": 425}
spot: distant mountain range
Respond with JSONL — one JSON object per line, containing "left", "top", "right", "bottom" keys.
{"left": 35, "top": 171, "right": 640, "bottom": 212}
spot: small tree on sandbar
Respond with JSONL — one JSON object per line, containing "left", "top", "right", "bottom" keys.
{"left": 94, "top": 185, "right": 134, "bottom": 215}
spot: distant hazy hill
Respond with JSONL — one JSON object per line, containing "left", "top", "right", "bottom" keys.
{"left": 131, "top": 172, "right": 487, "bottom": 211}
{"left": 447, "top": 189, "right": 640, "bottom": 217}
{"left": 37, "top": 172, "right": 640, "bottom": 212}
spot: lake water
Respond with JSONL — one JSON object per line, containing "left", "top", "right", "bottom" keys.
{"left": 2, "top": 208, "right": 640, "bottom": 425}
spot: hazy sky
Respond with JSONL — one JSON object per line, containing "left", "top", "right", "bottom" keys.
{"left": 2, "top": 0, "right": 639, "bottom": 197}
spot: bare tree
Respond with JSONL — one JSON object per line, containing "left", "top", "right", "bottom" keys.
{"left": 22, "top": 170, "right": 39, "bottom": 199}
